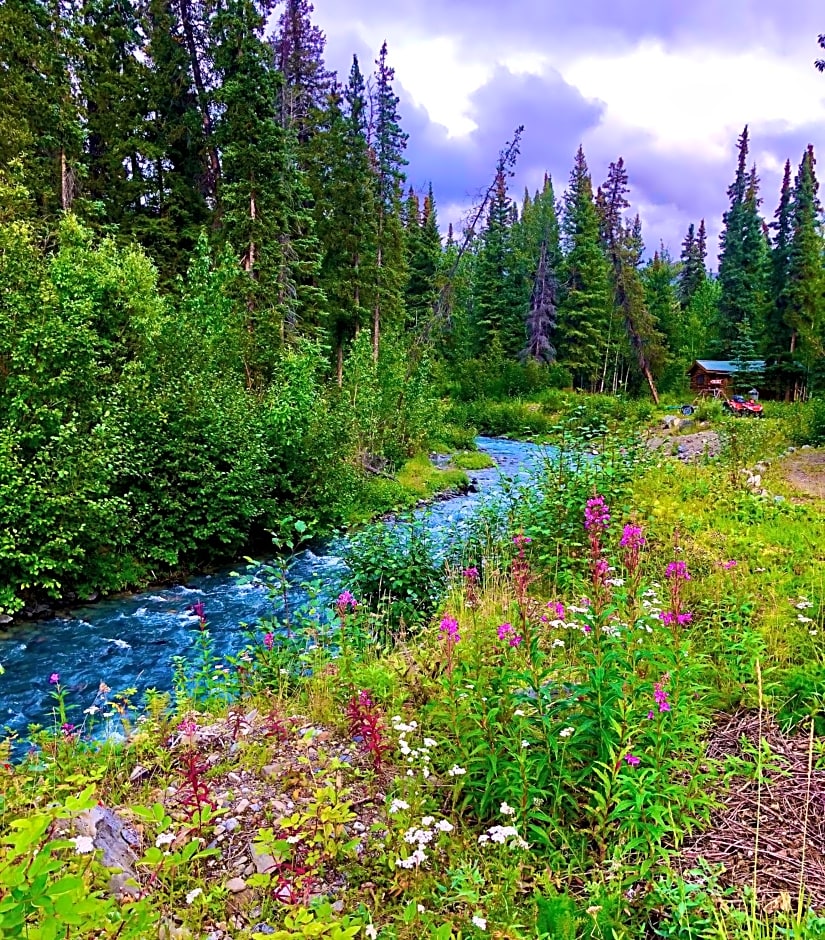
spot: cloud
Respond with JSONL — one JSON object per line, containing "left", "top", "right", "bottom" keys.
{"left": 309, "top": 0, "right": 825, "bottom": 256}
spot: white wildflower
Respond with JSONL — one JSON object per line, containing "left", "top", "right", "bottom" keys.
{"left": 388, "top": 798, "right": 410, "bottom": 814}
{"left": 798, "top": 615, "right": 814, "bottom": 624}
{"left": 513, "top": 709, "right": 525, "bottom": 717}
{"left": 487, "top": 825, "right": 518, "bottom": 844}
{"left": 499, "top": 802, "right": 516, "bottom": 817}
{"left": 423, "top": 737, "right": 438, "bottom": 748}
{"left": 605, "top": 578, "right": 624, "bottom": 587}
{"left": 472, "top": 915, "right": 487, "bottom": 930}
{"left": 286, "top": 835, "right": 301, "bottom": 844}
{"left": 447, "top": 765, "right": 466, "bottom": 776}
{"left": 72, "top": 835, "right": 95, "bottom": 855}
{"left": 418, "top": 904, "right": 427, "bottom": 913}
{"left": 436, "top": 819, "right": 454, "bottom": 832}
{"left": 155, "top": 832, "right": 175, "bottom": 847}
{"left": 521, "top": 740, "right": 530, "bottom": 748}
{"left": 82, "top": 705, "right": 99, "bottom": 716}
{"left": 559, "top": 726, "right": 575, "bottom": 738}
{"left": 185, "top": 887, "right": 203, "bottom": 904}
{"left": 421, "top": 816, "right": 435, "bottom": 827}
{"left": 552, "top": 638, "right": 565, "bottom": 649}
{"left": 365, "top": 926, "right": 378, "bottom": 940}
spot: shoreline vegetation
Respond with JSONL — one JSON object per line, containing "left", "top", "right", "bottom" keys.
{"left": 5, "top": 408, "right": 825, "bottom": 938}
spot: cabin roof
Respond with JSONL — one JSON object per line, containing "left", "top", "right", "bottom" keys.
{"left": 689, "top": 359, "right": 766, "bottom": 374}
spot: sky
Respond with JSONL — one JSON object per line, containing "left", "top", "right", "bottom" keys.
{"left": 309, "top": 0, "right": 825, "bottom": 264}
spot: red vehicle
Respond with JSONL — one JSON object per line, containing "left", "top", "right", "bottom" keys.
{"left": 723, "top": 393, "right": 764, "bottom": 417}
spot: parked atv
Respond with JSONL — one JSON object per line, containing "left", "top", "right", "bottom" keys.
{"left": 723, "top": 394, "right": 764, "bottom": 417}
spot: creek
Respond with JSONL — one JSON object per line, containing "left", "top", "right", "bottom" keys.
{"left": 0, "top": 437, "right": 545, "bottom": 746}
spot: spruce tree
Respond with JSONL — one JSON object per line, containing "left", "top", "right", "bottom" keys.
{"left": 474, "top": 165, "right": 524, "bottom": 356}
{"left": 370, "top": 41, "right": 408, "bottom": 361}
{"left": 405, "top": 184, "right": 441, "bottom": 330}
{"left": 557, "top": 146, "right": 611, "bottom": 389}
{"left": 643, "top": 250, "right": 684, "bottom": 390}
{"left": 0, "top": 0, "right": 82, "bottom": 217}
{"left": 785, "top": 145, "right": 825, "bottom": 388}
{"left": 143, "top": 0, "right": 211, "bottom": 279}
{"left": 678, "top": 221, "right": 707, "bottom": 307}
{"left": 270, "top": 0, "right": 333, "bottom": 141}
{"left": 76, "top": 0, "right": 153, "bottom": 233}
{"left": 717, "top": 127, "right": 769, "bottom": 354}
{"left": 598, "top": 158, "right": 663, "bottom": 401}
{"left": 212, "top": 0, "right": 323, "bottom": 377}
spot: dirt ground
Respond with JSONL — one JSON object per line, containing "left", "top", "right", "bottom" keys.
{"left": 646, "top": 429, "right": 721, "bottom": 462}
{"left": 781, "top": 450, "right": 825, "bottom": 499}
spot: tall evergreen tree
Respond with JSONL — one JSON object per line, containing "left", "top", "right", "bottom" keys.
{"left": 370, "top": 41, "right": 408, "bottom": 361}
{"left": 0, "top": 0, "right": 82, "bottom": 216}
{"left": 212, "top": 0, "right": 323, "bottom": 378}
{"left": 270, "top": 0, "right": 333, "bottom": 141}
{"left": 598, "top": 158, "right": 663, "bottom": 401}
{"left": 716, "top": 126, "right": 769, "bottom": 354}
{"left": 678, "top": 220, "right": 707, "bottom": 307}
{"left": 785, "top": 145, "right": 825, "bottom": 388}
{"left": 557, "top": 146, "right": 611, "bottom": 389}
{"left": 404, "top": 184, "right": 441, "bottom": 330}
{"left": 143, "top": 0, "right": 211, "bottom": 278}
{"left": 642, "top": 249, "right": 683, "bottom": 390}
{"left": 76, "top": 0, "right": 153, "bottom": 233}
{"left": 474, "top": 165, "right": 524, "bottom": 356}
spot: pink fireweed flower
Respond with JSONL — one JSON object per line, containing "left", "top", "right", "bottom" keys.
{"left": 547, "top": 601, "right": 565, "bottom": 619}
{"left": 619, "top": 524, "right": 645, "bottom": 549}
{"left": 178, "top": 718, "right": 198, "bottom": 737}
{"left": 263, "top": 632, "right": 275, "bottom": 650}
{"left": 647, "top": 710, "right": 655, "bottom": 720}
{"left": 462, "top": 566, "right": 479, "bottom": 582}
{"left": 513, "top": 533, "right": 532, "bottom": 547}
{"left": 509, "top": 634, "right": 523, "bottom": 648}
{"left": 665, "top": 561, "right": 691, "bottom": 582}
{"left": 722, "top": 559, "right": 737, "bottom": 570}
{"left": 49, "top": 673, "right": 60, "bottom": 685}
{"left": 497, "top": 622, "right": 513, "bottom": 640}
{"left": 61, "top": 722, "right": 76, "bottom": 736}
{"left": 654, "top": 682, "right": 671, "bottom": 713}
{"left": 584, "top": 495, "right": 610, "bottom": 533}
{"left": 336, "top": 590, "right": 357, "bottom": 615}
{"left": 624, "top": 754, "right": 640, "bottom": 767}
{"left": 440, "top": 616, "right": 460, "bottom": 643}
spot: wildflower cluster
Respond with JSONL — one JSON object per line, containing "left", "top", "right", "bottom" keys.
{"left": 392, "top": 812, "right": 455, "bottom": 869}
{"left": 583, "top": 494, "right": 611, "bottom": 615}
{"left": 619, "top": 523, "right": 646, "bottom": 595}
{"left": 477, "top": 806, "right": 529, "bottom": 850}
{"left": 660, "top": 556, "right": 692, "bottom": 629}
{"left": 462, "top": 566, "right": 480, "bottom": 607}
{"left": 653, "top": 680, "right": 671, "bottom": 714}
{"left": 346, "top": 690, "right": 390, "bottom": 770}
{"left": 497, "top": 622, "right": 523, "bottom": 648}
{"left": 392, "top": 715, "right": 437, "bottom": 780}
{"left": 335, "top": 590, "right": 357, "bottom": 618}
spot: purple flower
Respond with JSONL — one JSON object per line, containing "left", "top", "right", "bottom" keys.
{"left": 440, "top": 616, "right": 460, "bottom": 643}
{"left": 336, "top": 590, "right": 357, "bottom": 614}
{"left": 497, "top": 622, "right": 513, "bottom": 640}
{"left": 513, "top": 534, "right": 532, "bottom": 547}
{"left": 665, "top": 561, "right": 691, "bottom": 582}
{"left": 189, "top": 601, "right": 206, "bottom": 620}
{"left": 61, "top": 722, "right": 76, "bottom": 736}
{"left": 647, "top": 710, "right": 655, "bottom": 720}
{"left": 49, "top": 673, "right": 60, "bottom": 685}
{"left": 263, "top": 632, "right": 275, "bottom": 650}
{"left": 676, "top": 612, "right": 692, "bottom": 626}
{"left": 722, "top": 559, "right": 737, "bottom": 570}
{"left": 547, "top": 601, "right": 565, "bottom": 619}
{"left": 509, "top": 634, "right": 523, "bottom": 648}
{"left": 624, "top": 754, "right": 640, "bottom": 767}
{"left": 584, "top": 495, "right": 611, "bottom": 533}
{"left": 654, "top": 682, "right": 671, "bottom": 713}
{"left": 463, "top": 566, "right": 479, "bottom": 583}
{"left": 619, "top": 524, "right": 645, "bottom": 549}
{"left": 178, "top": 718, "right": 198, "bottom": 737}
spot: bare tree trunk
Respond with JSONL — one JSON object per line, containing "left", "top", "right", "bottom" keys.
{"left": 373, "top": 243, "right": 381, "bottom": 364}
{"left": 59, "top": 149, "right": 71, "bottom": 210}
{"left": 336, "top": 341, "right": 343, "bottom": 387}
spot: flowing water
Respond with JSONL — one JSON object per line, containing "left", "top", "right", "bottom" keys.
{"left": 0, "top": 437, "right": 545, "bottom": 746}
